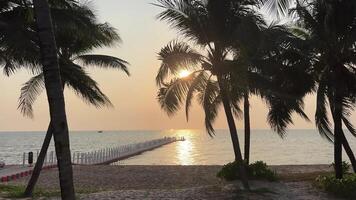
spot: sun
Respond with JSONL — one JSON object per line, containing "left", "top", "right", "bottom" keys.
{"left": 178, "top": 70, "right": 191, "bottom": 78}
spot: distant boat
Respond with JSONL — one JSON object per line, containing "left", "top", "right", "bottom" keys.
{"left": 98, "top": 130, "right": 103, "bottom": 133}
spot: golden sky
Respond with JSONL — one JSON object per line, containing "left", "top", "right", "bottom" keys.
{"left": 0, "top": 0, "right": 354, "bottom": 131}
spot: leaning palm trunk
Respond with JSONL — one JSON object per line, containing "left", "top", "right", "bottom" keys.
{"left": 24, "top": 123, "right": 53, "bottom": 196}
{"left": 33, "top": 0, "right": 75, "bottom": 199}
{"left": 341, "top": 130, "right": 356, "bottom": 173}
{"left": 218, "top": 76, "right": 249, "bottom": 190}
{"left": 244, "top": 93, "right": 251, "bottom": 164}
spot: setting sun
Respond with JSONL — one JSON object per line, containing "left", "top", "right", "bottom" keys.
{"left": 178, "top": 70, "right": 191, "bottom": 78}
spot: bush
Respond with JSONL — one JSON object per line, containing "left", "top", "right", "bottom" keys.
{"left": 217, "top": 161, "right": 241, "bottom": 181}
{"left": 249, "top": 161, "right": 278, "bottom": 181}
{"left": 331, "top": 161, "right": 351, "bottom": 175}
{"left": 217, "top": 161, "right": 278, "bottom": 181}
{"left": 315, "top": 174, "right": 356, "bottom": 199}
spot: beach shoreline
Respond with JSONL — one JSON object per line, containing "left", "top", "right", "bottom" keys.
{"left": 1, "top": 164, "right": 342, "bottom": 199}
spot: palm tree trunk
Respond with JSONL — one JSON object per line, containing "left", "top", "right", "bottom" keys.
{"left": 217, "top": 76, "right": 249, "bottom": 190}
{"left": 331, "top": 94, "right": 343, "bottom": 179}
{"left": 244, "top": 93, "right": 250, "bottom": 165}
{"left": 341, "top": 130, "right": 356, "bottom": 173}
{"left": 33, "top": 0, "right": 75, "bottom": 199}
{"left": 24, "top": 123, "right": 53, "bottom": 197}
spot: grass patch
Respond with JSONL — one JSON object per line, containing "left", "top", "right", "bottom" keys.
{"left": 315, "top": 173, "right": 356, "bottom": 199}
{"left": 217, "top": 161, "right": 278, "bottom": 182}
{"left": 0, "top": 184, "right": 99, "bottom": 199}
{"left": 0, "top": 185, "right": 26, "bottom": 198}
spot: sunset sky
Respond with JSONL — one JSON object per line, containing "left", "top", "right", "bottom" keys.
{"left": 0, "top": 0, "right": 354, "bottom": 131}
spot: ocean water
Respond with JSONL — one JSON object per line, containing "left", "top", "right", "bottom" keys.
{"left": 0, "top": 129, "right": 355, "bottom": 165}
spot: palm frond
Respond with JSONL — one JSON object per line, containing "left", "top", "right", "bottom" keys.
{"left": 197, "top": 77, "right": 220, "bottom": 137}
{"left": 154, "top": 0, "right": 211, "bottom": 44}
{"left": 157, "top": 74, "right": 194, "bottom": 115}
{"left": 315, "top": 83, "right": 334, "bottom": 142}
{"left": 74, "top": 54, "right": 130, "bottom": 76}
{"left": 185, "top": 71, "right": 209, "bottom": 121}
{"left": 266, "top": 96, "right": 293, "bottom": 137}
{"left": 18, "top": 73, "right": 45, "bottom": 118}
{"left": 156, "top": 40, "right": 204, "bottom": 85}
{"left": 61, "top": 64, "right": 113, "bottom": 108}
{"left": 341, "top": 97, "right": 356, "bottom": 137}
{"left": 261, "top": 0, "right": 292, "bottom": 20}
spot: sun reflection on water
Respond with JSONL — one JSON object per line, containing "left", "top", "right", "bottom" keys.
{"left": 174, "top": 129, "right": 195, "bottom": 165}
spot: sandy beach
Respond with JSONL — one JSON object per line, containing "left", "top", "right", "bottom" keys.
{"left": 1, "top": 164, "right": 342, "bottom": 200}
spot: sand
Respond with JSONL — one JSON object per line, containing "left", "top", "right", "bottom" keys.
{"left": 3, "top": 165, "right": 344, "bottom": 200}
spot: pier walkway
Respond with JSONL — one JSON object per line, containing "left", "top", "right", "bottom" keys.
{"left": 72, "top": 137, "right": 184, "bottom": 165}
{"left": 0, "top": 136, "right": 184, "bottom": 182}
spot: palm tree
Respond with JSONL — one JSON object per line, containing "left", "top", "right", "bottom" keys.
{"left": 154, "top": 0, "right": 276, "bottom": 189}
{"left": 20, "top": 2, "right": 129, "bottom": 196}
{"left": 233, "top": 23, "right": 314, "bottom": 164}
{"left": 293, "top": 0, "right": 356, "bottom": 178}
{"left": 33, "top": 0, "right": 75, "bottom": 198}
{"left": 1, "top": 1, "right": 129, "bottom": 196}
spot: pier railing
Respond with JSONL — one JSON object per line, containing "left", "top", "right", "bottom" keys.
{"left": 22, "top": 150, "right": 57, "bottom": 166}
{"left": 22, "top": 136, "right": 185, "bottom": 166}
{"left": 72, "top": 136, "right": 184, "bottom": 165}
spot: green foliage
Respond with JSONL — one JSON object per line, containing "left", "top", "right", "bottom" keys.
{"left": 217, "top": 161, "right": 278, "bottom": 181}
{"left": 217, "top": 161, "right": 240, "bottom": 181}
{"left": 315, "top": 174, "right": 356, "bottom": 199}
{"left": 331, "top": 161, "right": 351, "bottom": 175}
{"left": 0, "top": 184, "right": 100, "bottom": 198}
{"left": 249, "top": 161, "right": 278, "bottom": 181}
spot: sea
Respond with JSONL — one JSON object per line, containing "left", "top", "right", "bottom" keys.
{"left": 0, "top": 129, "right": 355, "bottom": 165}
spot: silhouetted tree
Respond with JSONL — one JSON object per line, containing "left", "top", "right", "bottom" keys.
{"left": 22, "top": 1, "right": 129, "bottom": 196}
{"left": 293, "top": 0, "right": 356, "bottom": 178}
{"left": 154, "top": 0, "right": 282, "bottom": 189}
{"left": 230, "top": 23, "right": 314, "bottom": 164}
{"left": 33, "top": 0, "right": 75, "bottom": 198}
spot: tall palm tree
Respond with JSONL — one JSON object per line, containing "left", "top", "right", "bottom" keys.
{"left": 1, "top": 1, "right": 129, "bottom": 196}
{"left": 33, "top": 0, "right": 75, "bottom": 198}
{"left": 293, "top": 0, "right": 356, "bottom": 178}
{"left": 19, "top": 2, "right": 129, "bottom": 196}
{"left": 154, "top": 0, "right": 275, "bottom": 189}
{"left": 232, "top": 23, "right": 314, "bottom": 164}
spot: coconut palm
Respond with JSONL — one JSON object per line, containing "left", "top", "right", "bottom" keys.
{"left": 33, "top": 0, "right": 75, "bottom": 198}
{"left": 232, "top": 23, "right": 314, "bottom": 164}
{"left": 15, "top": 2, "right": 129, "bottom": 196}
{"left": 154, "top": 0, "right": 278, "bottom": 189}
{"left": 1, "top": 1, "right": 129, "bottom": 196}
{"left": 292, "top": 0, "right": 356, "bottom": 178}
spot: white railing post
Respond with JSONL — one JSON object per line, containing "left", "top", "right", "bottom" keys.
{"left": 23, "top": 152, "right": 26, "bottom": 166}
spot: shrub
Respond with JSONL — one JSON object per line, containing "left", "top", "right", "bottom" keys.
{"left": 315, "top": 174, "right": 356, "bottom": 199}
{"left": 331, "top": 161, "right": 351, "bottom": 175}
{"left": 217, "top": 161, "right": 241, "bottom": 181}
{"left": 249, "top": 161, "right": 278, "bottom": 181}
{"left": 217, "top": 161, "right": 278, "bottom": 181}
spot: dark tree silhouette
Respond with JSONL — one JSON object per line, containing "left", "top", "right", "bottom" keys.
{"left": 33, "top": 0, "right": 75, "bottom": 198}
{"left": 293, "top": 0, "right": 356, "bottom": 178}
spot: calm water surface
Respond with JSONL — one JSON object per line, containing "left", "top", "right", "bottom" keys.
{"left": 0, "top": 129, "right": 355, "bottom": 165}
